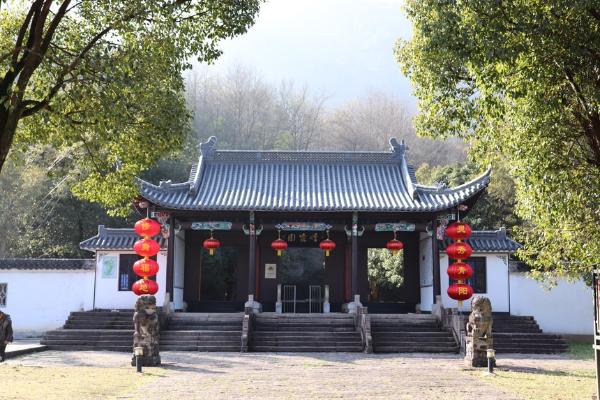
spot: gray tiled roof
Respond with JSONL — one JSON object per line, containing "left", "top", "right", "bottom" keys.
{"left": 439, "top": 228, "right": 521, "bottom": 253}
{"left": 137, "top": 137, "right": 491, "bottom": 212}
{"left": 0, "top": 258, "right": 95, "bottom": 270}
{"left": 80, "top": 225, "right": 167, "bottom": 252}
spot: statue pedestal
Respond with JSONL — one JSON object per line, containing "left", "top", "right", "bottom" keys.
{"left": 464, "top": 336, "right": 493, "bottom": 368}
{"left": 245, "top": 295, "right": 262, "bottom": 314}
{"left": 131, "top": 295, "right": 161, "bottom": 367}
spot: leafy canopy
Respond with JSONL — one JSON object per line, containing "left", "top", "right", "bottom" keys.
{"left": 0, "top": 1, "right": 261, "bottom": 215}
{"left": 397, "top": 0, "right": 600, "bottom": 279}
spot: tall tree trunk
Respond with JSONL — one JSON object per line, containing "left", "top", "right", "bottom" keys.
{"left": 0, "top": 107, "right": 21, "bottom": 174}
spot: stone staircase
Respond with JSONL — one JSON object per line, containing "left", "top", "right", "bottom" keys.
{"left": 41, "top": 311, "right": 133, "bottom": 351}
{"left": 160, "top": 313, "right": 243, "bottom": 352}
{"left": 492, "top": 315, "right": 568, "bottom": 354}
{"left": 371, "top": 314, "right": 459, "bottom": 353}
{"left": 250, "top": 313, "right": 363, "bottom": 352}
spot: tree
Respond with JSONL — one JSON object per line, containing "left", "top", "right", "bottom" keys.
{"left": 416, "top": 162, "right": 520, "bottom": 231}
{"left": 325, "top": 91, "right": 466, "bottom": 166}
{"left": 396, "top": 1, "right": 600, "bottom": 279}
{"left": 0, "top": 0, "right": 261, "bottom": 214}
{"left": 0, "top": 146, "right": 131, "bottom": 257}
{"left": 367, "top": 248, "right": 404, "bottom": 302}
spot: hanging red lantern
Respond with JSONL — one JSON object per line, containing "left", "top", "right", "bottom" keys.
{"left": 447, "top": 261, "right": 473, "bottom": 281}
{"left": 133, "top": 238, "right": 160, "bottom": 257}
{"left": 447, "top": 283, "right": 473, "bottom": 302}
{"left": 133, "top": 258, "right": 159, "bottom": 278}
{"left": 271, "top": 238, "right": 288, "bottom": 256}
{"left": 203, "top": 236, "right": 220, "bottom": 256}
{"left": 320, "top": 238, "right": 336, "bottom": 257}
{"left": 386, "top": 238, "right": 404, "bottom": 256}
{"left": 134, "top": 218, "right": 161, "bottom": 238}
{"left": 445, "top": 221, "right": 472, "bottom": 241}
{"left": 446, "top": 241, "right": 473, "bottom": 260}
{"left": 132, "top": 278, "right": 159, "bottom": 296}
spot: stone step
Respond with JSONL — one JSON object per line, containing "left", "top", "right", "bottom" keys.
{"left": 495, "top": 347, "right": 568, "bottom": 354}
{"left": 166, "top": 325, "right": 242, "bottom": 331}
{"left": 372, "top": 331, "right": 453, "bottom": 338}
{"left": 161, "top": 331, "right": 241, "bottom": 338}
{"left": 373, "top": 345, "right": 459, "bottom": 353}
{"left": 250, "top": 345, "right": 363, "bottom": 352}
{"left": 45, "top": 345, "right": 131, "bottom": 352}
{"left": 161, "top": 339, "right": 239, "bottom": 346}
{"left": 251, "top": 331, "right": 359, "bottom": 337}
{"left": 372, "top": 338, "right": 456, "bottom": 345}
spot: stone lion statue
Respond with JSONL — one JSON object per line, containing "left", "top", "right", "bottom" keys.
{"left": 132, "top": 295, "right": 161, "bottom": 366}
{"left": 464, "top": 296, "right": 493, "bottom": 367}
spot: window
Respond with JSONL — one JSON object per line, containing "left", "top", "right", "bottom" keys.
{"left": 0, "top": 283, "right": 6, "bottom": 307}
{"left": 448, "top": 257, "right": 487, "bottom": 293}
{"left": 118, "top": 255, "right": 155, "bottom": 291}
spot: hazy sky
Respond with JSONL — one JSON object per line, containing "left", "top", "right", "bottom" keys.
{"left": 194, "top": 0, "right": 414, "bottom": 108}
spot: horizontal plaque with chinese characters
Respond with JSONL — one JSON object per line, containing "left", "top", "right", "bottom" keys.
{"left": 190, "top": 221, "right": 232, "bottom": 231}
{"left": 275, "top": 222, "right": 332, "bottom": 232}
{"left": 375, "top": 222, "right": 416, "bottom": 232}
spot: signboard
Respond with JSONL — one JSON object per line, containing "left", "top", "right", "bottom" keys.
{"left": 265, "top": 264, "right": 277, "bottom": 279}
{"left": 374, "top": 222, "right": 416, "bottom": 232}
{"left": 190, "top": 221, "right": 232, "bottom": 231}
{"left": 101, "top": 255, "right": 117, "bottom": 279}
{"left": 275, "top": 222, "right": 332, "bottom": 232}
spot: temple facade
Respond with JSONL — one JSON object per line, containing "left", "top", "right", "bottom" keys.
{"left": 85, "top": 136, "right": 491, "bottom": 314}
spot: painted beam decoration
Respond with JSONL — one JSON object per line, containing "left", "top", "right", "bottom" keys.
{"left": 375, "top": 222, "right": 416, "bottom": 232}
{"left": 275, "top": 222, "right": 333, "bottom": 231}
{"left": 191, "top": 221, "right": 232, "bottom": 231}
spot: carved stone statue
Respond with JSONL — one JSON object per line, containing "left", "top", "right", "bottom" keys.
{"left": 132, "top": 295, "right": 161, "bottom": 366}
{"left": 464, "top": 296, "right": 493, "bottom": 367}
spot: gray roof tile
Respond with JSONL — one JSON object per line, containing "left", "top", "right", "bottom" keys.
{"left": 0, "top": 258, "right": 95, "bottom": 270}
{"left": 80, "top": 225, "right": 167, "bottom": 252}
{"left": 137, "top": 137, "right": 491, "bottom": 212}
{"left": 439, "top": 228, "right": 521, "bottom": 253}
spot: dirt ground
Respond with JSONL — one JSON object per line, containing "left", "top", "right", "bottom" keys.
{"left": 1, "top": 351, "right": 595, "bottom": 400}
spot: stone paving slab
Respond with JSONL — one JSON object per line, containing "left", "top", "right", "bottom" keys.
{"left": 4, "top": 340, "right": 46, "bottom": 359}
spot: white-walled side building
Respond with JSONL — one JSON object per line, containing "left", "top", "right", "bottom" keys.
{"left": 0, "top": 259, "right": 95, "bottom": 338}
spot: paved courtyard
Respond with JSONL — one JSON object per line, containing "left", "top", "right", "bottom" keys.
{"left": 1, "top": 351, "right": 595, "bottom": 399}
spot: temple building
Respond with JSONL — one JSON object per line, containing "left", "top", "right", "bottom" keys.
{"left": 90, "top": 136, "right": 491, "bottom": 314}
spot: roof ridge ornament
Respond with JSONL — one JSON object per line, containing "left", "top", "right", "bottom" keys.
{"left": 389, "top": 137, "right": 407, "bottom": 160}
{"left": 199, "top": 136, "right": 217, "bottom": 160}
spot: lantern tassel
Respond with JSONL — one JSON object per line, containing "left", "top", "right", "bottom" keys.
{"left": 210, "top": 249, "right": 215, "bottom": 256}
{"left": 326, "top": 250, "right": 330, "bottom": 257}
{"left": 277, "top": 250, "right": 282, "bottom": 256}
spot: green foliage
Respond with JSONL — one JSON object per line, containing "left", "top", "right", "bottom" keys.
{"left": 0, "top": 147, "right": 131, "bottom": 258}
{"left": 397, "top": 0, "right": 600, "bottom": 279}
{"left": 367, "top": 248, "right": 404, "bottom": 293}
{"left": 416, "top": 162, "right": 520, "bottom": 231}
{"left": 0, "top": 1, "right": 262, "bottom": 215}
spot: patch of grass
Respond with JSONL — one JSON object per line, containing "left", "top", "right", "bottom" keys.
{"left": 468, "top": 368, "right": 595, "bottom": 400}
{"left": 568, "top": 340, "right": 594, "bottom": 361}
{"left": 0, "top": 365, "right": 168, "bottom": 400}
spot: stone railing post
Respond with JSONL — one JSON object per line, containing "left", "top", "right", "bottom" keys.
{"left": 241, "top": 307, "right": 254, "bottom": 352}
{"left": 354, "top": 305, "right": 372, "bottom": 353}
{"left": 276, "top": 284, "right": 282, "bottom": 314}
{"left": 323, "top": 285, "right": 330, "bottom": 313}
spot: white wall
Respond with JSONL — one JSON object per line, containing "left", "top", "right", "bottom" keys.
{"left": 509, "top": 272, "right": 593, "bottom": 335}
{"left": 440, "top": 252, "right": 510, "bottom": 313}
{"left": 419, "top": 233, "right": 433, "bottom": 312}
{"left": 0, "top": 269, "right": 94, "bottom": 337}
{"left": 94, "top": 251, "right": 167, "bottom": 310}
{"left": 173, "top": 230, "right": 185, "bottom": 310}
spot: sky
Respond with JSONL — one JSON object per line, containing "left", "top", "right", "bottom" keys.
{"left": 193, "top": 0, "right": 415, "bottom": 109}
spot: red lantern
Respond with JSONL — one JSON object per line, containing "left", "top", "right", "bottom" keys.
{"left": 134, "top": 218, "right": 161, "bottom": 238}
{"left": 447, "top": 261, "right": 473, "bottom": 281}
{"left": 447, "top": 283, "right": 473, "bottom": 302}
{"left": 320, "top": 238, "right": 336, "bottom": 257}
{"left": 132, "top": 278, "right": 159, "bottom": 296}
{"left": 271, "top": 238, "right": 288, "bottom": 256}
{"left": 446, "top": 241, "right": 473, "bottom": 260}
{"left": 386, "top": 239, "right": 404, "bottom": 256}
{"left": 133, "top": 258, "right": 159, "bottom": 278}
{"left": 203, "top": 237, "right": 220, "bottom": 256}
{"left": 445, "top": 221, "right": 472, "bottom": 241}
{"left": 133, "top": 238, "right": 160, "bottom": 257}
